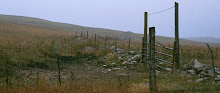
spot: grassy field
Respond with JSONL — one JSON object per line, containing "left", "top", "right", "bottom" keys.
{"left": 0, "top": 21, "right": 220, "bottom": 92}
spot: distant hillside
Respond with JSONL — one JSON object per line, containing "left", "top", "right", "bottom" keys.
{"left": 0, "top": 14, "right": 219, "bottom": 46}
{"left": 184, "top": 37, "right": 220, "bottom": 44}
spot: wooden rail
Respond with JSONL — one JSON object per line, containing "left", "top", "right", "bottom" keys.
{"left": 155, "top": 57, "right": 173, "bottom": 65}
{"left": 156, "top": 65, "right": 172, "bottom": 72}
{"left": 155, "top": 44, "right": 173, "bottom": 50}
{"left": 155, "top": 51, "right": 173, "bottom": 57}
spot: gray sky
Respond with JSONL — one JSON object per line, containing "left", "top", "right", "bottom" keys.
{"left": 0, "top": 0, "right": 220, "bottom": 38}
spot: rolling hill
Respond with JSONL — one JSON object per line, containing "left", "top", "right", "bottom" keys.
{"left": 0, "top": 14, "right": 219, "bottom": 46}
{"left": 184, "top": 37, "right": 220, "bottom": 44}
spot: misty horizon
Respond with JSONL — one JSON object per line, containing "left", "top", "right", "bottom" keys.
{"left": 0, "top": 0, "right": 220, "bottom": 38}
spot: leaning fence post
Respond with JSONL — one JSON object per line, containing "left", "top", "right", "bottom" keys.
{"left": 56, "top": 46, "right": 61, "bottom": 85}
{"left": 149, "top": 27, "right": 157, "bottom": 92}
{"left": 206, "top": 43, "right": 216, "bottom": 80}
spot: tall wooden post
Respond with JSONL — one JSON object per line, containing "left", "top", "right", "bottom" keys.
{"left": 175, "top": 2, "right": 180, "bottom": 70}
{"left": 149, "top": 27, "right": 156, "bottom": 92}
{"left": 56, "top": 46, "right": 61, "bottom": 85}
{"left": 144, "top": 12, "right": 148, "bottom": 60}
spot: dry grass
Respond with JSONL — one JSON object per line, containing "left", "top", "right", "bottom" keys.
{"left": 0, "top": 21, "right": 220, "bottom": 92}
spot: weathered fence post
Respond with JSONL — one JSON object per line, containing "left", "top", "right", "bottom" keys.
{"left": 56, "top": 46, "right": 61, "bottom": 85}
{"left": 95, "top": 34, "right": 97, "bottom": 44}
{"left": 142, "top": 12, "right": 148, "bottom": 64}
{"left": 128, "top": 38, "right": 131, "bottom": 51}
{"left": 173, "top": 41, "right": 176, "bottom": 72}
{"left": 149, "top": 27, "right": 157, "bottom": 92}
{"left": 75, "top": 31, "right": 77, "bottom": 37}
{"left": 104, "top": 36, "right": 108, "bottom": 47}
{"left": 174, "top": 2, "right": 180, "bottom": 70}
{"left": 142, "top": 37, "right": 145, "bottom": 63}
{"left": 123, "top": 42, "right": 125, "bottom": 49}
{"left": 115, "top": 37, "right": 118, "bottom": 51}
{"left": 108, "top": 33, "right": 111, "bottom": 38}
{"left": 87, "top": 31, "right": 89, "bottom": 39}
{"left": 5, "top": 54, "right": 10, "bottom": 87}
{"left": 144, "top": 12, "right": 148, "bottom": 60}
{"left": 206, "top": 43, "right": 216, "bottom": 79}
{"left": 81, "top": 31, "right": 83, "bottom": 38}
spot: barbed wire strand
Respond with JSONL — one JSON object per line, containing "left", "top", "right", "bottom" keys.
{"left": 149, "top": 6, "right": 175, "bottom": 15}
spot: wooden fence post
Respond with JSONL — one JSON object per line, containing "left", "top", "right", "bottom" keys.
{"left": 104, "top": 36, "right": 108, "bottom": 47}
{"left": 5, "top": 54, "right": 10, "bottom": 87}
{"left": 144, "top": 12, "right": 148, "bottom": 60}
{"left": 149, "top": 27, "right": 157, "bottom": 92}
{"left": 115, "top": 37, "right": 118, "bottom": 51}
{"left": 173, "top": 41, "right": 176, "bottom": 72}
{"left": 123, "top": 42, "right": 125, "bottom": 49}
{"left": 128, "top": 38, "right": 131, "bottom": 51}
{"left": 87, "top": 31, "right": 89, "bottom": 39}
{"left": 95, "top": 34, "right": 97, "bottom": 44}
{"left": 81, "top": 31, "right": 83, "bottom": 38}
{"left": 97, "top": 33, "right": 99, "bottom": 40}
{"left": 56, "top": 46, "right": 61, "bottom": 85}
{"left": 75, "top": 31, "right": 77, "bottom": 37}
{"left": 108, "top": 33, "right": 110, "bottom": 38}
{"left": 206, "top": 43, "right": 216, "bottom": 79}
{"left": 142, "top": 37, "right": 145, "bottom": 63}
{"left": 174, "top": 2, "right": 180, "bottom": 70}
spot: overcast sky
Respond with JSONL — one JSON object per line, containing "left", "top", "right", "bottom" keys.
{"left": 0, "top": 0, "right": 220, "bottom": 38}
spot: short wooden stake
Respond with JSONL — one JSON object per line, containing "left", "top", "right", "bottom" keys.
{"left": 56, "top": 46, "right": 61, "bottom": 85}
